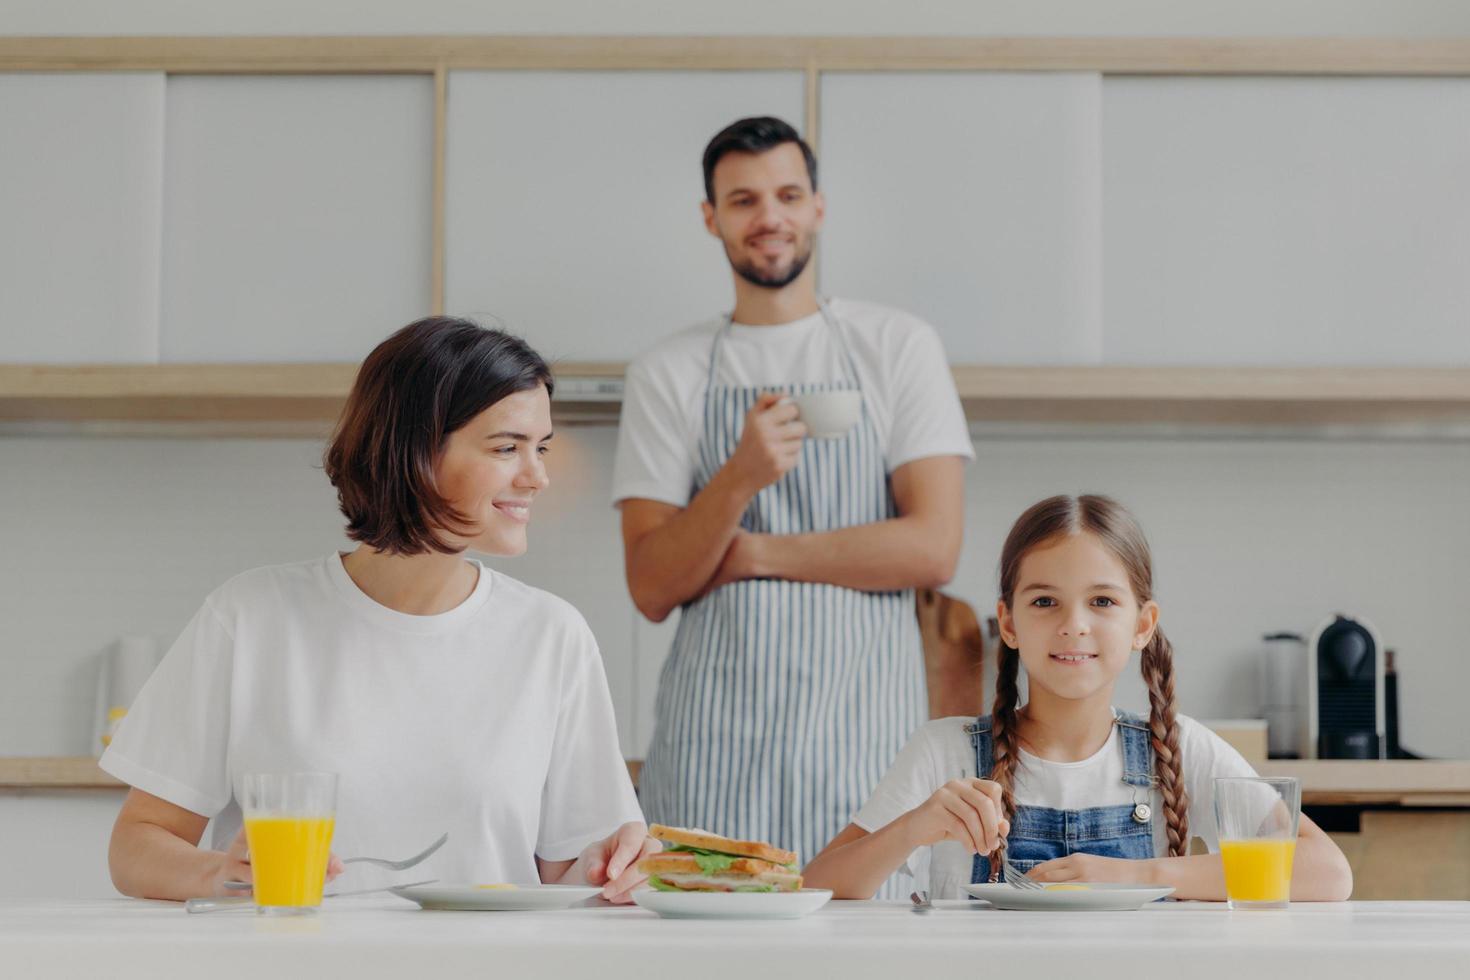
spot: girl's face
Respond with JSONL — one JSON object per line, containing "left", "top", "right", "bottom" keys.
{"left": 434, "top": 385, "right": 552, "bottom": 556}
{"left": 996, "top": 532, "right": 1159, "bottom": 705}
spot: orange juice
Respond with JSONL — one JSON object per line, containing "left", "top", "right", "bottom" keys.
{"left": 244, "top": 816, "right": 336, "bottom": 908}
{"left": 1219, "top": 838, "right": 1296, "bottom": 904}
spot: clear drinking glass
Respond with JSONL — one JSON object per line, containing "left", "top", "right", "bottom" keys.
{"left": 240, "top": 772, "right": 338, "bottom": 916}
{"left": 1213, "top": 776, "right": 1300, "bottom": 910}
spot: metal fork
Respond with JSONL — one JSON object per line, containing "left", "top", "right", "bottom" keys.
{"left": 1003, "top": 852, "right": 1043, "bottom": 891}
{"left": 222, "top": 832, "right": 448, "bottom": 890}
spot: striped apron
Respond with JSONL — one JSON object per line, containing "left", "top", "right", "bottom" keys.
{"left": 640, "top": 302, "right": 928, "bottom": 878}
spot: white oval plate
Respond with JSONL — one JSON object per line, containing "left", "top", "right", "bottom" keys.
{"left": 632, "top": 888, "right": 833, "bottom": 920}
{"left": 964, "top": 881, "right": 1174, "bottom": 911}
{"left": 390, "top": 883, "right": 603, "bottom": 911}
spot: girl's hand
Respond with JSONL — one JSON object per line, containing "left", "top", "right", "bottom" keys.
{"left": 900, "top": 779, "right": 1011, "bottom": 855}
{"left": 575, "top": 822, "right": 662, "bottom": 904}
{"left": 1024, "top": 853, "right": 1156, "bottom": 885}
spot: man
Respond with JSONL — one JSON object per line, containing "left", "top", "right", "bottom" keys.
{"left": 612, "top": 117, "right": 972, "bottom": 872}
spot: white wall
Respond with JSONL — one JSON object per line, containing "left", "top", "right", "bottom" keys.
{"left": 5, "top": 0, "right": 1470, "bottom": 36}
{"left": 4, "top": 427, "right": 1466, "bottom": 762}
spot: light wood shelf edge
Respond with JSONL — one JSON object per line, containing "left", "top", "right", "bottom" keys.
{"left": 0, "top": 757, "right": 124, "bottom": 789}
{"left": 4, "top": 36, "right": 1470, "bottom": 75}
{"left": 5, "top": 756, "right": 1469, "bottom": 802}
{"left": 0, "top": 756, "right": 641, "bottom": 792}
{"left": 1257, "top": 760, "right": 1470, "bottom": 805}
{"left": 2, "top": 363, "right": 1467, "bottom": 428}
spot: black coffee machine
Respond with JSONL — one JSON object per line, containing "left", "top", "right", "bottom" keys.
{"left": 1307, "top": 614, "right": 1385, "bottom": 759}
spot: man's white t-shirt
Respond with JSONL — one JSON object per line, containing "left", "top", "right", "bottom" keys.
{"left": 611, "top": 298, "right": 974, "bottom": 507}
{"left": 100, "top": 554, "right": 643, "bottom": 888}
{"left": 852, "top": 713, "right": 1259, "bottom": 900}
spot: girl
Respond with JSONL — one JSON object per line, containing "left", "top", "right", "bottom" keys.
{"left": 804, "top": 494, "right": 1352, "bottom": 901}
{"left": 104, "top": 316, "right": 656, "bottom": 904}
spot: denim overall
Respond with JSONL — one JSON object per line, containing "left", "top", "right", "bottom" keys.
{"left": 968, "top": 712, "right": 1157, "bottom": 883}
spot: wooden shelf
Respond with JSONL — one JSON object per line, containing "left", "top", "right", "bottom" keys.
{"left": 953, "top": 365, "right": 1470, "bottom": 428}
{"left": 1257, "top": 760, "right": 1470, "bottom": 806}
{"left": 0, "top": 362, "right": 625, "bottom": 431}
{"left": 3, "top": 363, "right": 1468, "bottom": 433}
{"left": 5, "top": 36, "right": 1470, "bottom": 75}
{"left": 0, "top": 756, "right": 640, "bottom": 792}
{"left": 0, "top": 757, "right": 124, "bottom": 789}
{"left": 3, "top": 755, "right": 1468, "bottom": 804}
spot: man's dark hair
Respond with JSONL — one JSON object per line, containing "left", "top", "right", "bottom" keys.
{"left": 702, "top": 116, "right": 818, "bottom": 204}
{"left": 323, "top": 315, "right": 553, "bottom": 556}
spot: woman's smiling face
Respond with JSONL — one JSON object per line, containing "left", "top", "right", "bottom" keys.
{"left": 997, "top": 532, "right": 1159, "bottom": 704}
{"left": 433, "top": 384, "right": 552, "bottom": 556}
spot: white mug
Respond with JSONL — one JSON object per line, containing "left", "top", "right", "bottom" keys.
{"left": 791, "top": 391, "right": 861, "bottom": 439}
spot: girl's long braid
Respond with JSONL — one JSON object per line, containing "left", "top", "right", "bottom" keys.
{"left": 986, "top": 644, "right": 1022, "bottom": 881}
{"left": 1141, "top": 627, "right": 1189, "bottom": 857}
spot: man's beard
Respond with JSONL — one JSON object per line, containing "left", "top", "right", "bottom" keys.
{"left": 727, "top": 236, "right": 814, "bottom": 290}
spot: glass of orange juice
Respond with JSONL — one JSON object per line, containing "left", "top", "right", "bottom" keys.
{"left": 1214, "top": 776, "right": 1300, "bottom": 910}
{"left": 242, "top": 772, "right": 338, "bottom": 916}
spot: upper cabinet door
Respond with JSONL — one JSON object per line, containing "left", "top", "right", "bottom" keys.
{"left": 1104, "top": 77, "right": 1470, "bottom": 366}
{"left": 161, "top": 76, "right": 433, "bottom": 362}
{"left": 818, "top": 72, "right": 1103, "bottom": 365}
{"left": 445, "top": 70, "right": 805, "bottom": 363}
{"left": 0, "top": 74, "right": 164, "bottom": 363}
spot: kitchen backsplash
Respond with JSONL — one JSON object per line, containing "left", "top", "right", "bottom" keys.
{"left": 1, "top": 427, "right": 1466, "bottom": 759}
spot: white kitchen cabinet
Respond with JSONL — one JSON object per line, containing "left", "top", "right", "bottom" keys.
{"left": 160, "top": 75, "right": 433, "bottom": 362}
{"left": 818, "top": 72, "right": 1103, "bottom": 365}
{"left": 444, "top": 70, "right": 805, "bottom": 362}
{"left": 0, "top": 73, "right": 164, "bottom": 363}
{"left": 1103, "top": 76, "right": 1470, "bottom": 366}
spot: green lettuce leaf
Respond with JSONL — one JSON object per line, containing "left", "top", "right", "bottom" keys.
{"left": 692, "top": 852, "right": 738, "bottom": 875}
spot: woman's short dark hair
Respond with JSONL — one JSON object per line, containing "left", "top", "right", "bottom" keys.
{"left": 702, "top": 116, "right": 818, "bottom": 203}
{"left": 324, "top": 315, "right": 553, "bottom": 556}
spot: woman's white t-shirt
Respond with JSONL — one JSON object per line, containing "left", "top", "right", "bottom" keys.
{"left": 852, "top": 713, "right": 1259, "bottom": 900}
{"left": 100, "top": 554, "right": 644, "bottom": 888}
{"left": 611, "top": 298, "right": 974, "bottom": 507}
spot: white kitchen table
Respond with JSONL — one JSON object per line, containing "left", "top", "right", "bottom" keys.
{"left": 4, "top": 897, "right": 1468, "bottom": 979}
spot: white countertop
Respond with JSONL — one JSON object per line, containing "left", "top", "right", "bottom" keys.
{"left": 5, "top": 897, "right": 1468, "bottom": 979}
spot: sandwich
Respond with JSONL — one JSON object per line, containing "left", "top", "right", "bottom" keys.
{"left": 639, "top": 825, "right": 803, "bottom": 893}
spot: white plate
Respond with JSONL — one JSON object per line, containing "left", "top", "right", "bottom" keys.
{"left": 632, "top": 888, "right": 833, "bottom": 920}
{"left": 390, "top": 883, "right": 603, "bottom": 911}
{"left": 964, "top": 881, "right": 1174, "bottom": 911}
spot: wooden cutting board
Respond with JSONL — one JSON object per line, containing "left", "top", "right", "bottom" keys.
{"left": 916, "top": 588, "right": 990, "bottom": 719}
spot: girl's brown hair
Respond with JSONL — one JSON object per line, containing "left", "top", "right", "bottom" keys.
{"left": 990, "top": 494, "right": 1189, "bottom": 874}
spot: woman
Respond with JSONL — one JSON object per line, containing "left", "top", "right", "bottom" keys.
{"left": 103, "top": 316, "right": 655, "bottom": 902}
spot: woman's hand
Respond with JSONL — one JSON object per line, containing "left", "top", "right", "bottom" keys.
{"left": 1024, "top": 853, "right": 1155, "bottom": 886}
{"left": 568, "top": 822, "right": 662, "bottom": 904}
{"left": 205, "top": 828, "right": 344, "bottom": 898}
{"left": 204, "top": 828, "right": 255, "bottom": 897}
{"left": 899, "top": 778, "right": 1010, "bottom": 855}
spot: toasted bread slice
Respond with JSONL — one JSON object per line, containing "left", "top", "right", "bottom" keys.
{"left": 638, "top": 853, "right": 789, "bottom": 878}
{"left": 648, "top": 825, "right": 798, "bottom": 866}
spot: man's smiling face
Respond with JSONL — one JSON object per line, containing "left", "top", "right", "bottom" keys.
{"left": 702, "top": 142, "right": 824, "bottom": 290}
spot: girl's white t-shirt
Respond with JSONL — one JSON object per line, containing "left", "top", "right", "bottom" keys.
{"left": 100, "top": 554, "right": 644, "bottom": 888}
{"left": 852, "top": 713, "right": 1259, "bottom": 900}
{"left": 611, "top": 297, "right": 974, "bottom": 508}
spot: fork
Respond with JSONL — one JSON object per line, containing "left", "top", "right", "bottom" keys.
{"left": 185, "top": 877, "right": 437, "bottom": 913}
{"left": 222, "top": 832, "right": 448, "bottom": 890}
{"left": 1002, "top": 852, "right": 1043, "bottom": 891}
